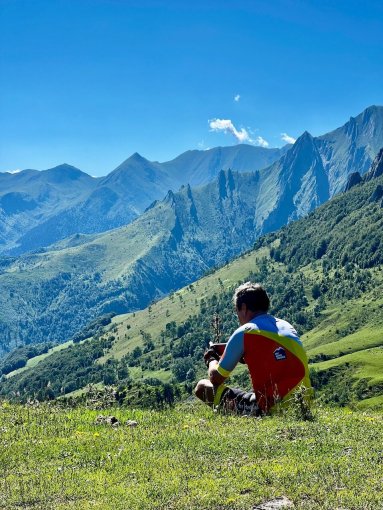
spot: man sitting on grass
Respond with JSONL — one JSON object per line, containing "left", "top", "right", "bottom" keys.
{"left": 195, "top": 282, "right": 311, "bottom": 415}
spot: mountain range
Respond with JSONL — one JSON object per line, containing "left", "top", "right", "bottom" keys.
{"left": 0, "top": 146, "right": 288, "bottom": 255}
{"left": 1, "top": 105, "right": 383, "bottom": 255}
{"left": 0, "top": 165, "right": 96, "bottom": 253}
{"left": 0, "top": 139, "right": 383, "bottom": 356}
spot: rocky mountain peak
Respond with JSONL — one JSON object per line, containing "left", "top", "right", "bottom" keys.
{"left": 362, "top": 105, "right": 381, "bottom": 122}
{"left": 47, "top": 163, "right": 86, "bottom": 175}
{"left": 282, "top": 131, "right": 317, "bottom": 168}
{"left": 113, "top": 152, "right": 150, "bottom": 172}
{"left": 164, "top": 189, "right": 176, "bottom": 206}
{"left": 128, "top": 152, "right": 146, "bottom": 162}
{"left": 291, "top": 131, "right": 315, "bottom": 151}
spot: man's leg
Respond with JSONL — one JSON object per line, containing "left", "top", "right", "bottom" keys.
{"left": 221, "top": 388, "right": 260, "bottom": 415}
{"left": 195, "top": 379, "right": 230, "bottom": 408}
{"left": 195, "top": 382, "right": 260, "bottom": 415}
{"left": 194, "top": 379, "right": 215, "bottom": 406}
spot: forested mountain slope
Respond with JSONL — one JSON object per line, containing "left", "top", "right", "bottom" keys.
{"left": 2, "top": 170, "right": 382, "bottom": 408}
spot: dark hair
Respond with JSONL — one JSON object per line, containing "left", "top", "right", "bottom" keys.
{"left": 233, "top": 282, "right": 270, "bottom": 313}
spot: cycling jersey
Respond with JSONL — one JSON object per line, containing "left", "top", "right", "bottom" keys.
{"left": 216, "top": 313, "right": 311, "bottom": 413}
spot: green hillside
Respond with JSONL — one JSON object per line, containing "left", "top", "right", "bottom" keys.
{"left": 1, "top": 173, "right": 383, "bottom": 408}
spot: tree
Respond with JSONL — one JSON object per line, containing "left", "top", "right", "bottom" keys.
{"left": 312, "top": 283, "right": 321, "bottom": 300}
{"left": 172, "top": 357, "right": 194, "bottom": 382}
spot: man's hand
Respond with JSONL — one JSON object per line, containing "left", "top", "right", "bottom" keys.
{"left": 204, "top": 345, "right": 227, "bottom": 386}
{"left": 203, "top": 347, "right": 220, "bottom": 367}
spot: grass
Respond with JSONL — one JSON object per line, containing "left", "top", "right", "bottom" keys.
{"left": 303, "top": 279, "right": 383, "bottom": 355}
{"left": 314, "top": 347, "right": 383, "bottom": 385}
{"left": 302, "top": 270, "right": 383, "bottom": 395}
{"left": 0, "top": 401, "right": 382, "bottom": 510}
{"left": 307, "top": 326, "right": 383, "bottom": 359}
{"left": 355, "top": 394, "right": 383, "bottom": 409}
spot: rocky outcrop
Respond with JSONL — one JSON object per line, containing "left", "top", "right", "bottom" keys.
{"left": 344, "top": 172, "right": 362, "bottom": 191}
{"left": 364, "top": 148, "right": 383, "bottom": 181}
{"left": 369, "top": 184, "right": 383, "bottom": 203}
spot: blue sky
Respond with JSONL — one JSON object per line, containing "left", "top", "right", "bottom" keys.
{"left": 1, "top": 0, "right": 383, "bottom": 176}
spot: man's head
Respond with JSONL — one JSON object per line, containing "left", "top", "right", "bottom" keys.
{"left": 233, "top": 282, "right": 270, "bottom": 324}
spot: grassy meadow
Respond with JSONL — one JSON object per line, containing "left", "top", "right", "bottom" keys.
{"left": 1, "top": 400, "right": 382, "bottom": 510}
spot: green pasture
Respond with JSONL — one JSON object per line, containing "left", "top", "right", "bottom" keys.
{"left": 5, "top": 340, "right": 76, "bottom": 379}
{"left": 314, "top": 347, "right": 383, "bottom": 386}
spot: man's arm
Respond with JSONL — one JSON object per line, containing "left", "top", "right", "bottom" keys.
{"left": 208, "top": 327, "right": 245, "bottom": 385}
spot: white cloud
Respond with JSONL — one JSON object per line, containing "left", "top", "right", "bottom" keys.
{"left": 5, "top": 169, "right": 21, "bottom": 174}
{"left": 209, "top": 118, "right": 271, "bottom": 147}
{"left": 281, "top": 132, "right": 296, "bottom": 144}
{"left": 209, "top": 118, "right": 251, "bottom": 143}
{"left": 234, "top": 94, "right": 241, "bottom": 102}
{"left": 255, "top": 136, "right": 269, "bottom": 148}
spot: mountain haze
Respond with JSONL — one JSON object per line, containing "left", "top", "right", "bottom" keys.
{"left": 2, "top": 106, "right": 383, "bottom": 255}
{"left": 161, "top": 144, "right": 291, "bottom": 186}
{"left": 0, "top": 165, "right": 97, "bottom": 252}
